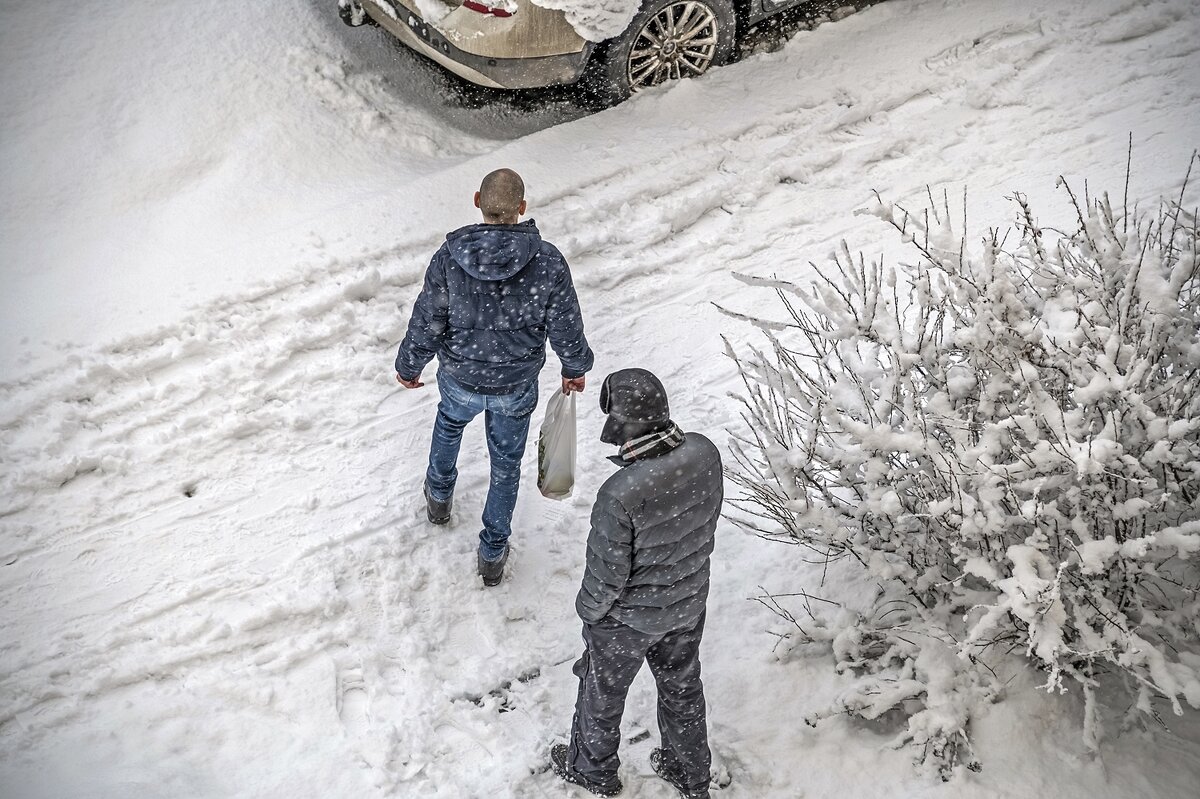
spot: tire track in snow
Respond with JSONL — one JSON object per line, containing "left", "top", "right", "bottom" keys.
{"left": 0, "top": 4, "right": 1030, "bottom": 743}
{"left": 3, "top": 0, "right": 1200, "bottom": 794}
{"left": 0, "top": 0, "right": 1086, "bottom": 530}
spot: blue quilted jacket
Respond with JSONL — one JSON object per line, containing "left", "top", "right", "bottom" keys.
{"left": 396, "top": 220, "right": 594, "bottom": 395}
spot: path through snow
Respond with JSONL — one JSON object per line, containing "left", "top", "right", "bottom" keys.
{"left": 2, "top": 1, "right": 1200, "bottom": 797}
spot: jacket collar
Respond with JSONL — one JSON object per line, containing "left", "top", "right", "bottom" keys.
{"left": 608, "top": 423, "right": 685, "bottom": 466}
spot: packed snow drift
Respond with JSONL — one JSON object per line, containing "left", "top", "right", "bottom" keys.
{"left": 2, "top": 0, "right": 1199, "bottom": 798}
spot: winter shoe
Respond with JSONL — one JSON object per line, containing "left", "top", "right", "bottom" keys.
{"left": 477, "top": 544, "right": 509, "bottom": 587}
{"left": 549, "top": 743, "right": 622, "bottom": 797}
{"left": 424, "top": 483, "right": 451, "bottom": 525}
{"left": 650, "top": 748, "right": 708, "bottom": 798}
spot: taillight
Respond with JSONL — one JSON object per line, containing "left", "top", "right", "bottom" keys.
{"left": 462, "top": 0, "right": 514, "bottom": 17}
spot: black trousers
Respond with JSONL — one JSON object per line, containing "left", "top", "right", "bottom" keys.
{"left": 567, "top": 611, "right": 710, "bottom": 793}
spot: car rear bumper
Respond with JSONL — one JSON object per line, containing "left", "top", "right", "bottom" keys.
{"left": 362, "top": 0, "right": 592, "bottom": 89}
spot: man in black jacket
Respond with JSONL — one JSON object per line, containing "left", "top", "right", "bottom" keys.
{"left": 551, "top": 368, "right": 722, "bottom": 798}
{"left": 395, "top": 169, "right": 593, "bottom": 586}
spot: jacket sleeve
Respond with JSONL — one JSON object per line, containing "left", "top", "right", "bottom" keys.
{"left": 395, "top": 250, "right": 450, "bottom": 380}
{"left": 575, "top": 487, "right": 633, "bottom": 624}
{"left": 545, "top": 254, "right": 594, "bottom": 379}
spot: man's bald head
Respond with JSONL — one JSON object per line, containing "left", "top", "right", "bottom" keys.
{"left": 475, "top": 169, "right": 526, "bottom": 224}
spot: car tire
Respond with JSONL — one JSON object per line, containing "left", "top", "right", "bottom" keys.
{"left": 584, "top": 0, "right": 737, "bottom": 106}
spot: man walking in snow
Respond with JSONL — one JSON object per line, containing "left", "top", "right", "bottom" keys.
{"left": 551, "top": 368, "right": 722, "bottom": 798}
{"left": 395, "top": 168, "right": 593, "bottom": 587}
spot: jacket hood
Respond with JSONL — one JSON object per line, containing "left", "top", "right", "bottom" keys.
{"left": 446, "top": 219, "right": 541, "bottom": 281}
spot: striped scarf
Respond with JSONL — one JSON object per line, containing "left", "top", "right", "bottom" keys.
{"left": 617, "top": 423, "right": 685, "bottom": 464}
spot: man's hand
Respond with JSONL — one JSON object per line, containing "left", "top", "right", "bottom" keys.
{"left": 397, "top": 372, "right": 424, "bottom": 389}
{"left": 562, "top": 376, "right": 586, "bottom": 394}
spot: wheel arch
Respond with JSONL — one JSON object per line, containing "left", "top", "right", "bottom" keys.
{"left": 580, "top": 0, "right": 740, "bottom": 104}
{"left": 731, "top": 0, "right": 758, "bottom": 25}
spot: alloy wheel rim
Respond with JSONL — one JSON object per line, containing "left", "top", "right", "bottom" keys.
{"left": 626, "top": 1, "right": 720, "bottom": 90}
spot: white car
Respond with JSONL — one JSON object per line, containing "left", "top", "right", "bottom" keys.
{"left": 339, "top": 0, "right": 812, "bottom": 102}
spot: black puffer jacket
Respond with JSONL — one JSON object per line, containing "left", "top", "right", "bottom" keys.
{"left": 576, "top": 432, "right": 722, "bottom": 635}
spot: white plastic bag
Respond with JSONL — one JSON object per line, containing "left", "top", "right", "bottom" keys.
{"left": 537, "top": 390, "right": 576, "bottom": 499}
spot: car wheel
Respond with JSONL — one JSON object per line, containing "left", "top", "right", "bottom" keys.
{"left": 585, "top": 0, "right": 737, "bottom": 106}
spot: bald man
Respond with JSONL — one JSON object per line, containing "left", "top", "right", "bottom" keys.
{"left": 395, "top": 169, "right": 594, "bottom": 587}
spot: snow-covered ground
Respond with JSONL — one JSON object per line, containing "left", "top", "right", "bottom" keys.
{"left": 2, "top": 0, "right": 1199, "bottom": 797}
{"left": 0, "top": 0, "right": 587, "bottom": 377}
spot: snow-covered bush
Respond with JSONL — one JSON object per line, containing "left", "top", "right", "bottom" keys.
{"left": 726, "top": 162, "right": 1200, "bottom": 778}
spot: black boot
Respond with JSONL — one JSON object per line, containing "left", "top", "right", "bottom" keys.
{"left": 424, "top": 483, "right": 451, "bottom": 525}
{"left": 651, "top": 748, "right": 708, "bottom": 798}
{"left": 477, "top": 544, "right": 509, "bottom": 587}
{"left": 550, "top": 743, "right": 622, "bottom": 797}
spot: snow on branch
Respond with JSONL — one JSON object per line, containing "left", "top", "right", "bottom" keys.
{"left": 727, "top": 154, "right": 1200, "bottom": 779}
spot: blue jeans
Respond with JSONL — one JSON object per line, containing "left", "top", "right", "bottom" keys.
{"left": 425, "top": 372, "right": 538, "bottom": 561}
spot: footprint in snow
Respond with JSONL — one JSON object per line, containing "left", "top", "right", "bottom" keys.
{"left": 336, "top": 660, "right": 370, "bottom": 737}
